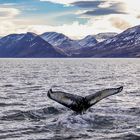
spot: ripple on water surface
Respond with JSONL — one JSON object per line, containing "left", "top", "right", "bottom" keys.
{"left": 0, "top": 58, "right": 139, "bottom": 140}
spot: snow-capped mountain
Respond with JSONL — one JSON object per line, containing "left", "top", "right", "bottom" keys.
{"left": 94, "top": 32, "right": 118, "bottom": 42}
{"left": 41, "top": 32, "right": 70, "bottom": 47}
{"left": 75, "top": 25, "right": 140, "bottom": 57}
{"left": 0, "top": 33, "right": 25, "bottom": 48}
{"left": 0, "top": 25, "right": 140, "bottom": 57}
{"left": 41, "top": 32, "right": 80, "bottom": 53}
{"left": 41, "top": 32, "right": 98, "bottom": 53}
{"left": 78, "top": 35, "right": 98, "bottom": 47}
{"left": 0, "top": 32, "right": 65, "bottom": 57}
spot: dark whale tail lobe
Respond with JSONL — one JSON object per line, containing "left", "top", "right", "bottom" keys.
{"left": 47, "top": 86, "right": 123, "bottom": 113}
{"left": 85, "top": 86, "right": 123, "bottom": 107}
{"left": 47, "top": 88, "right": 84, "bottom": 112}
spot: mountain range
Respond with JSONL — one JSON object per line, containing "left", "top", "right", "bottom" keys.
{"left": 0, "top": 25, "right": 140, "bottom": 57}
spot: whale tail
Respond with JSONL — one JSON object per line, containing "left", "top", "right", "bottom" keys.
{"left": 47, "top": 86, "right": 123, "bottom": 113}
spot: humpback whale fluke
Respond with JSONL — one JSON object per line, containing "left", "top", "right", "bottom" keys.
{"left": 47, "top": 86, "right": 123, "bottom": 113}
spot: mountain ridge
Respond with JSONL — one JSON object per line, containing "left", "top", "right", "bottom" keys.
{"left": 0, "top": 32, "right": 66, "bottom": 57}
{"left": 0, "top": 25, "right": 140, "bottom": 57}
{"left": 74, "top": 25, "right": 140, "bottom": 57}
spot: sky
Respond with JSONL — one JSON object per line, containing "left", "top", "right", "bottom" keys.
{"left": 0, "top": 0, "right": 140, "bottom": 39}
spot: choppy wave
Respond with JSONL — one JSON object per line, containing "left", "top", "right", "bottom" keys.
{"left": 0, "top": 58, "right": 140, "bottom": 140}
{"left": 1, "top": 107, "right": 62, "bottom": 121}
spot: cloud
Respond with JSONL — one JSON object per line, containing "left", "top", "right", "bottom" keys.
{"left": 72, "top": 1, "right": 126, "bottom": 16}
{"left": 0, "top": 21, "right": 16, "bottom": 36}
{"left": 40, "top": 0, "right": 140, "bottom": 18}
{"left": 0, "top": 20, "right": 113, "bottom": 38}
{"left": 84, "top": 8, "right": 125, "bottom": 16}
{"left": 137, "top": 15, "right": 140, "bottom": 19}
{"left": 98, "top": 1, "right": 113, "bottom": 8}
{"left": 0, "top": 7, "right": 20, "bottom": 36}
{"left": 0, "top": 8, "right": 20, "bottom": 19}
{"left": 1, "top": 14, "right": 140, "bottom": 39}
{"left": 0, "top": 18, "right": 122, "bottom": 39}
{"left": 25, "top": 16, "right": 127, "bottom": 38}
{"left": 72, "top": 1, "right": 103, "bottom": 8}
{"left": 41, "top": 0, "right": 140, "bottom": 17}
{"left": 110, "top": 17, "right": 131, "bottom": 30}
{"left": 0, "top": 0, "right": 140, "bottom": 38}
{"left": 110, "top": 15, "right": 140, "bottom": 30}
{"left": 40, "top": 0, "right": 94, "bottom": 5}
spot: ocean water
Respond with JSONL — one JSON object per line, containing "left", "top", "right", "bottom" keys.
{"left": 0, "top": 58, "right": 140, "bottom": 140}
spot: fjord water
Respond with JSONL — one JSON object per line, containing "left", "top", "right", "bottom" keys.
{"left": 0, "top": 58, "right": 140, "bottom": 140}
